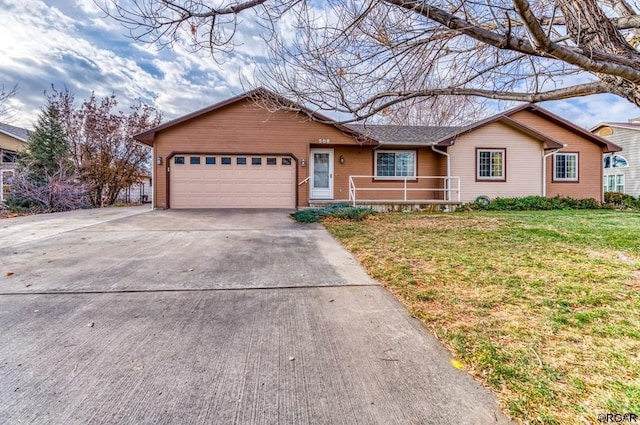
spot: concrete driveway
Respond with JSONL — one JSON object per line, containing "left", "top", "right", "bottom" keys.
{"left": 0, "top": 208, "right": 511, "bottom": 424}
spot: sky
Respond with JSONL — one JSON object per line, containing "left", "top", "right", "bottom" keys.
{"left": 1, "top": 0, "right": 639, "bottom": 131}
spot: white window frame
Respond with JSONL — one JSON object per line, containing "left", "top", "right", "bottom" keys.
{"left": 604, "top": 174, "right": 625, "bottom": 193}
{"left": 476, "top": 148, "right": 505, "bottom": 181}
{"left": 553, "top": 153, "right": 579, "bottom": 182}
{"left": 374, "top": 150, "right": 417, "bottom": 180}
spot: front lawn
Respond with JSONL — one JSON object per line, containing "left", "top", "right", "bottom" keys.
{"left": 324, "top": 210, "right": 640, "bottom": 424}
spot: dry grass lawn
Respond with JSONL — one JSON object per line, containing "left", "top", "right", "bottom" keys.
{"left": 324, "top": 210, "right": 640, "bottom": 424}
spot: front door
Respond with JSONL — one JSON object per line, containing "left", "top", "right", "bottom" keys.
{"left": 310, "top": 149, "right": 333, "bottom": 199}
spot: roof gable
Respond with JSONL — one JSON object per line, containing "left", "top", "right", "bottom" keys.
{"left": 134, "top": 87, "right": 371, "bottom": 146}
{"left": 507, "top": 104, "right": 621, "bottom": 152}
{"left": 433, "top": 113, "right": 564, "bottom": 149}
{"left": 432, "top": 104, "right": 620, "bottom": 152}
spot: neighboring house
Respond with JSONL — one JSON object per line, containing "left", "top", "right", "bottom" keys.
{"left": 591, "top": 120, "right": 640, "bottom": 197}
{"left": 116, "top": 175, "right": 152, "bottom": 204}
{"left": 134, "top": 88, "right": 620, "bottom": 210}
{"left": 0, "top": 122, "right": 30, "bottom": 203}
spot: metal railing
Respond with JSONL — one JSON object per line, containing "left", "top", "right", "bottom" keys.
{"left": 348, "top": 175, "right": 461, "bottom": 207}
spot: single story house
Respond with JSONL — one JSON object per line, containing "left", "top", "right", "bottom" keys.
{"left": 134, "top": 88, "right": 620, "bottom": 210}
{"left": 0, "top": 122, "right": 30, "bottom": 204}
{"left": 592, "top": 120, "right": 640, "bottom": 197}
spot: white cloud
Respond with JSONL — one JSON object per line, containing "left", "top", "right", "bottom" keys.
{"left": 543, "top": 95, "right": 640, "bottom": 129}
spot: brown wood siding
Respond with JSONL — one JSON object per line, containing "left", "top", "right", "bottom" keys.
{"left": 510, "top": 110, "right": 605, "bottom": 202}
{"left": 152, "top": 99, "right": 364, "bottom": 208}
{"left": 331, "top": 147, "right": 447, "bottom": 201}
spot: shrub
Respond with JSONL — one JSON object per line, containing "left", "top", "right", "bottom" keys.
{"left": 460, "top": 195, "right": 603, "bottom": 211}
{"left": 604, "top": 192, "right": 639, "bottom": 209}
{"left": 291, "top": 204, "right": 376, "bottom": 223}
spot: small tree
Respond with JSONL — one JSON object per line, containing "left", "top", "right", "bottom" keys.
{"left": 18, "top": 103, "right": 73, "bottom": 183}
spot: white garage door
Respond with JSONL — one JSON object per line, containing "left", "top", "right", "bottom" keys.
{"left": 170, "top": 154, "right": 296, "bottom": 208}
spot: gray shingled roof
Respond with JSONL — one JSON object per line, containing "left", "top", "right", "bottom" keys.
{"left": 345, "top": 124, "right": 461, "bottom": 146}
{"left": 0, "top": 122, "right": 31, "bottom": 142}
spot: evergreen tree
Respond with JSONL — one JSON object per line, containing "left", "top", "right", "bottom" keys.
{"left": 19, "top": 102, "right": 73, "bottom": 183}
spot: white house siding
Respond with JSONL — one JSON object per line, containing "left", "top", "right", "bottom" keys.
{"left": 595, "top": 126, "right": 640, "bottom": 198}
{"left": 448, "top": 122, "right": 543, "bottom": 203}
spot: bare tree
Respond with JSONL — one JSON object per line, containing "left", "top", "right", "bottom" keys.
{"left": 48, "top": 88, "right": 162, "bottom": 207}
{"left": 8, "top": 160, "right": 89, "bottom": 212}
{"left": 97, "top": 1, "right": 640, "bottom": 120}
{"left": 0, "top": 84, "right": 18, "bottom": 121}
{"left": 367, "top": 95, "right": 485, "bottom": 126}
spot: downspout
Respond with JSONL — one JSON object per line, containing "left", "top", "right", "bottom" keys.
{"left": 431, "top": 145, "right": 451, "bottom": 201}
{"left": 542, "top": 145, "right": 566, "bottom": 197}
{"left": 151, "top": 145, "right": 156, "bottom": 209}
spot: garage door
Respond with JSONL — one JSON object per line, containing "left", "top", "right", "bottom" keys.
{"left": 169, "top": 154, "right": 296, "bottom": 208}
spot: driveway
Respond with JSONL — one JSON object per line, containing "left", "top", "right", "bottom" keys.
{"left": 0, "top": 208, "right": 511, "bottom": 424}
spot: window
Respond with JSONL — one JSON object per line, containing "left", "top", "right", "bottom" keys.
{"left": 476, "top": 149, "right": 505, "bottom": 180}
{"left": 603, "top": 154, "right": 629, "bottom": 169}
{"left": 221, "top": 157, "right": 231, "bottom": 165}
{"left": 1, "top": 151, "right": 18, "bottom": 163}
{"left": 604, "top": 174, "right": 625, "bottom": 193}
{"left": 375, "top": 150, "right": 416, "bottom": 178}
{"left": 174, "top": 156, "right": 185, "bottom": 165}
{"left": 205, "top": 157, "right": 216, "bottom": 165}
{"left": 236, "top": 157, "right": 247, "bottom": 165}
{"left": 251, "top": 157, "right": 262, "bottom": 165}
{"left": 282, "top": 157, "right": 292, "bottom": 166}
{"left": 266, "top": 158, "right": 277, "bottom": 165}
{"left": 190, "top": 156, "right": 201, "bottom": 165}
{"left": 554, "top": 153, "right": 578, "bottom": 181}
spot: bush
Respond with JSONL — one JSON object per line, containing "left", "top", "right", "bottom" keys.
{"left": 604, "top": 192, "right": 639, "bottom": 209}
{"left": 291, "top": 203, "right": 376, "bottom": 223}
{"left": 460, "top": 195, "right": 603, "bottom": 211}
{"left": 5, "top": 166, "right": 90, "bottom": 213}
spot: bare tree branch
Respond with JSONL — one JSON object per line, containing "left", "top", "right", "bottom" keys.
{"left": 99, "top": 0, "right": 640, "bottom": 119}
{"left": 0, "top": 84, "right": 18, "bottom": 122}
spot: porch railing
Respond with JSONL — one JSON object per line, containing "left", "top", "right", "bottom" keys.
{"left": 348, "top": 175, "right": 461, "bottom": 207}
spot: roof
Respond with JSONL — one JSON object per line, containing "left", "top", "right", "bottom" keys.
{"left": 134, "top": 87, "right": 373, "bottom": 145}
{"left": 427, "top": 103, "right": 621, "bottom": 152}
{"left": 0, "top": 122, "right": 31, "bottom": 142}
{"left": 345, "top": 124, "right": 460, "bottom": 146}
{"left": 135, "top": 89, "right": 621, "bottom": 153}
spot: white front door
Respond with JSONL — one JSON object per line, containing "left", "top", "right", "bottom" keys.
{"left": 310, "top": 149, "right": 333, "bottom": 199}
